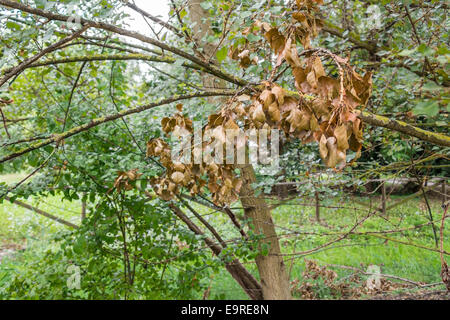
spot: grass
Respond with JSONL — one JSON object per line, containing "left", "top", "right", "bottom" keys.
{"left": 0, "top": 173, "right": 82, "bottom": 244}
{"left": 0, "top": 173, "right": 27, "bottom": 184}
{"left": 0, "top": 173, "right": 448, "bottom": 299}
{"left": 205, "top": 194, "right": 448, "bottom": 299}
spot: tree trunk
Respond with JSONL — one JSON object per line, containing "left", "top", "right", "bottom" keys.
{"left": 170, "top": 204, "right": 263, "bottom": 300}
{"left": 187, "top": 1, "right": 292, "bottom": 300}
{"left": 315, "top": 191, "right": 321, "bottom": 223}
{"left": 239, "top": 164, "right": 292, "bottom": 299}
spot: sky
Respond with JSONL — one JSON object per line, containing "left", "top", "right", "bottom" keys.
{"left": 122, "top": 0, "right": 170, "bottom": 33}
{"left": 120, "top": 1, "right": 171, "bottom": 76}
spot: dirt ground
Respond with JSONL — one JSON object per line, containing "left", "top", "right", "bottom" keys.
{"left": 0, "top": 243, "right": 22, "bottom": 263}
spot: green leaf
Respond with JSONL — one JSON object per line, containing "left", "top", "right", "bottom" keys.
{"left": 6, "top": 21, "right": 21, "bottom": 30}
{"left": 200, "top": 1, "right": 212, "bottom": 10}
{"left": 247, "top": 33, "right": 259, "bottom": 42}
{"left": 398, "top": 48, "right": 416, "bottom": 56}
{"left": 216, "top": 46, "right": 228, "bottom": 63}
{"left": 179, "top": 9, "right": 187, "bottom": 19}
{"left": 413, "top": 100, "right": 440, "bottom": 117}
{"left": 241, "top": 11, "right": 252, "bottom": 18}
{"left": 422, "top": 82, "right": 442, "bottom": 92}
{"left": 417, "top": 44, "right": 433, "bottom": 57}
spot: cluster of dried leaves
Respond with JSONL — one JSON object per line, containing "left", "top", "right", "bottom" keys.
{"left": 229, "top": 0, "right": 323, "bottom": 68}
{"left": 230, "top": 0, "right": 372, "bottom": 168}
{"left": 111, "top": 168, "right": 142, "bottom": 193}
{"left": 146, "top": 103, "right": 244, "bottom": 204}
{"left": 291, "top": 260, "right": 410, "bottom": 300}
{"left": 113, "top": 0, "right": 372, "bottom": 205}
{"left": 266, "top": 1, "right": 372, "bottom": 168}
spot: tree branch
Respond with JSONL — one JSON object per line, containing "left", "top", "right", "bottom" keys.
{"left": 124, "top": 1, "right": 184, "bottom": 38}
{"left": 0, "top": 91, "right": 236, "bottom": 164}
{"left": 357, "top": 110, "right": 450, "bottom": 148}
{"left": 168, "top": 203, "right": 263, "bottom": 300}
{"left": 2, "top": 117, "right": 32, "bottom": 123}
{"left": 0, "top": 25, "right": 90, "bottom": 88}
{"left": 0, "top": 0, "right": 247, "bottom": 87}
{"left": 14, "top": 53, "right": 201, "bottom": 73}
{"left": 3, "top": 196, "right": 79, "bottom": 229}
{"left": 321, "top": 23, "right": 377, "bottom": 53}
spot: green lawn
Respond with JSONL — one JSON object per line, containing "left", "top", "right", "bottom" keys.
{"left": 203, "top": 194, "right": 448, "bottom": 299}
{"left": 0, "top": 173, "right": 448, "bottom": 299}
{"left": 0, "top": 173, "right": 27, "bottom": 184}
{"left": 0, "top": 173, "right": 82, "bottom": 244}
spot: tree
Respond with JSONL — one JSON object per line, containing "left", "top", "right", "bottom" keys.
{"left": 0, "top": 0, "right": 448, "bottom": 300}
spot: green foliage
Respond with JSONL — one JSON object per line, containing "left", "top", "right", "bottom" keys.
{"left": 0, "top": 0, "right": 448, "bottom": 300}
{"left": 0, "top": 196, "right": 218, "bottom": 299}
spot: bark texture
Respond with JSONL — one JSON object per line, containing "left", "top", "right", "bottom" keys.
{"left": 188, "top": 0, "right": 292, "bottom": 300}
{"left": 357, "top": 111, "right": 450, "bottom": 147}
{"left": 239, "top": 164, "right": 292, "bottom": 300}
{"left": 170, "top": 204, "right": 263, "bottom": 300}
